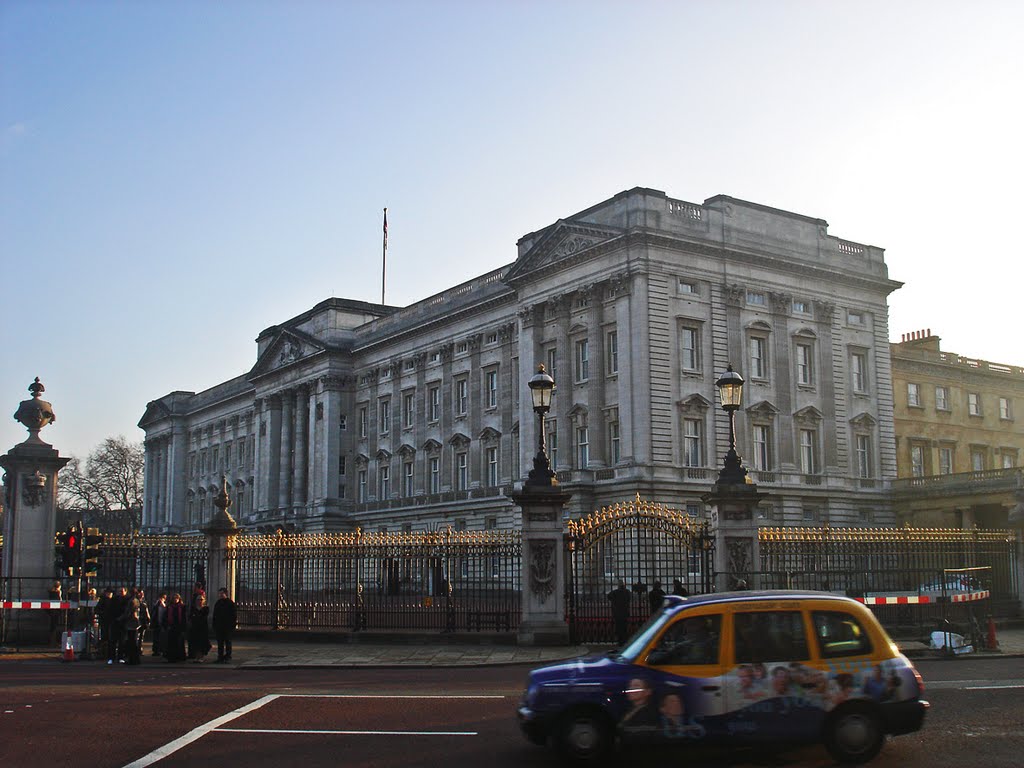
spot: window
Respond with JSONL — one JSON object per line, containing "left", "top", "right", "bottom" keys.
{"left": 935, "top": 386, "right": 949, "bottom": 411}
{"left": 749, "top": 336, "right": 768, "bottom": 380}
{"left": 456, "top": 341, "right": 468, "bottom": 354}
{"left": 753, "top": 425, "right": 772, "bottom": 471}
{"left": 378, "top": 465, "right": 390, "bottom": 499}
{"left": 796, "top": 343, "right": 814, "bottom": 386}
{"left": 1000, "top": 397, "right": 1012, "bottom": 420}
{"left": 576, "top": 426, "right": 589, "bottom": 468}
{"left": 402, "top": 391, "right": 415, "bottom": 428}
{"left": 746, "top": 291, "right": 766, "bottom": 306}
{"left": 680, "top": 326, "right": 700, "bottom": 372}
{"left": 339, "top": 415, "right": 347, "bottom": 431}
{"left": 971, "top": 448, "right": 986, "bottom": 472}
{"left": 339, "top": 456, "right": 347, "bottom": 476}
{"left": 799, "top": 429, "right": 818, "bottom": 474}
{"left": 485, "top": 332, "right": 498, "bottom": 345}
{"left": 939, "top": 446, "right": 954, "bottom": 475}
{"left": 574, "top": 339, "right": 589, "bottom": 382}
{"left": 683, "top": 418, "right": 702, "bottom": 467}
{"left": 851, "top": 352, "right": 868, "bottom": 394}
{"left": 359, "top": 406, "right": 368, "bottom": 438}
{"left": 212, "top": 446, "right": 219, "bottom": 472}
{"left": 485, "top": 446, "right": 498, "bottom": 486}
{"left": 455, "top": 451, "right": 468, "bottom": 490}
{"left": 735, "top": 611, "right": 809, "bottom": 663}
{"left": 911, "top": 445, "right": 925, "bottom": 477}
{"left": 847, "top": 310, "right": 865, "bottom": 326}
{"left": 546, "top": 347, "right": 558, "bottom": 383}
{"left": 428, "top": 385, "right": 440, "bottom": 422}
{"left": 812, "top": 611, "right": 872, "bottom": 659}
{"left": 403, "top": 461, "right": 414, "bottom": 496}
{"left": 855, "top": 435, "right": 872, "bottom": 479}
{"left": 379, "top": 398, "right": 391, "bottom": 434}
{"left": 485, "top": 370, "right": 498, "bottom": 409}
{"left": 357, "top": 470, "right": 367, "bottom": 502}
{"left": 454, "top": 378, "right": 468, "bottom": 416}
{"left": 606, "top": 330, "right": 618, "bottom": 375}
{"left": 648, "top": 614, "right": 721, "bottom": 666}
{"left": 792, "top": 299, "right": 810, "bottom": 315}
{"left": 968, "top": 392, "right": 982, "bottom": 416}
{"left": 678, "top": 279, "right": 697, "bottom": 295}
{"left": 1002, "top": 452, "right": 1016, "bottom": 469}
{"left": 907, "top": 383, "right": 921, "bottom": 408}
{"left": 546, "top": 420, "right": 558, "bottom": 468}
{"left": 429, "top": 457, "right": 440, "bottom": 493}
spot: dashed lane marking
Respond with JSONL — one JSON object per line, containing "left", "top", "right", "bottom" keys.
{"left": 216, "top": 728, "right": 477, "bottom": 736}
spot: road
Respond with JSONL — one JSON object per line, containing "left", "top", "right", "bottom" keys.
{"left": 2, "top": 657, "right": 1024, "bottom": 767}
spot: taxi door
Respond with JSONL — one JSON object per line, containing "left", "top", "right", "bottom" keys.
{"left": 724, "top": 602, "right": 826, "bottom": 742}
{"left": 625, "top": 607, "right": 729, "bottom": 744}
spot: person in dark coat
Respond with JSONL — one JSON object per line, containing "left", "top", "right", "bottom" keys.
{"left": 121, "top": 601, "right": 142, "bottom": 665}
{"left": 648, "top": 580, "right": 666, "bottom": 614}
{"left": 187, "top": 592, "right": 211, "bottom": 662}
{"left": 163, "top": 593, "right": 188, "bottom": 662}
{"left": 212, "top": 588, "right": 237, "bottom": 663}
{"left": 151, "top": 593, "right": 167, "bottom": 656}
{"left": 608, "top": 580, "right": 632, "bottom": 646}
{"left": 101, "top": 586, "right": 127, "bottom": 664}
{"left": 671, "top": 579, "right": 689, "bottom": 597}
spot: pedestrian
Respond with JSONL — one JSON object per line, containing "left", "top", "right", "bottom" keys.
{"left": 151, "top": 593, "right": 168, "bottom": 656}
{"left": 188, "top": 592, "right": 211, "bottom": 663}
{"left": 648, "top": 580, "right": 666, "bottom": 614}
{"left": 608, "top": 579, "right": 632, "bottom": 646}
{"left": 135, "top": 588, "right": 151, "bottom": 657}
{"left": 163, "top": 593, "right": 188, "bottom": 662}
{"left": 212, "top": 588, "right": 237, "bottom": 663}
{"left": 99, "top": 587, "right": 125, "bottom": 665}
{"left": 121, "top": 600, "right": 142, "bottom": 665}
{"left": 671, "top": 579, "right": 689, "bottom": 598}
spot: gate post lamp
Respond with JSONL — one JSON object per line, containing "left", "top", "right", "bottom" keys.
{"left": 527, "top": 364, "right": 557, "bottom": 487}
{"left": 715, "top": 364, "right": 749, "bottom": 485}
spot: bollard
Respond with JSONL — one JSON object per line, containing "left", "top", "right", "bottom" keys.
{"left": 987, "top": 615, "right": 999, "bottom": 650}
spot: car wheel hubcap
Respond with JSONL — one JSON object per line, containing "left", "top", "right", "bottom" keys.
{"left": 837, "top": 714, "right": 873, "bottom": 754}
{"left": 568, "top": 720, "right": 599, "bottom": 753}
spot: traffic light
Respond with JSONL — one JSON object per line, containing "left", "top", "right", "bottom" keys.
{"left": 60, "top": 525, "right": 83, "bottom": 575}
{"left": 83, "top": 528, "right": 104, "bottom": 578}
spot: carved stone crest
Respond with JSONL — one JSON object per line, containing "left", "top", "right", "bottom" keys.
{"left": 278, "top": 339, "right": 302, "bottom": 366}
{"left": 21, "top": 470, "right": 48, "bottom": 507}
{"left": 529, "top": 539, "right": 556, "bottom": 604}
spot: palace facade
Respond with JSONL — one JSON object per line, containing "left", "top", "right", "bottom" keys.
{"left": 890, "top": 331, "right": 1024, "bottom": 527}
{"left": 139, "top": 187, "right": 902, "bottom": 533}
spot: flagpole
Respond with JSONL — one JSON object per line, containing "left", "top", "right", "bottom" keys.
{"left": 381, "top": 207, "right": 388, "bottom": 305}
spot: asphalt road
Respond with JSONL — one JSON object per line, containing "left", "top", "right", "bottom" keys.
{"left": 2, "top": 657, "right": 1024, "bottom": 768}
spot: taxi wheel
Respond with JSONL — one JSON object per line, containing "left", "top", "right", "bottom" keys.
{"left": 824, "top": 703, "right": 884, "bottom": 764}
{"left": 557, "top": 707, "right": 613, "bottom": 764}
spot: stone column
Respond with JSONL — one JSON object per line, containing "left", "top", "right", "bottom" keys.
{"left": 279, "top": 391, "right": 293, "bottom": 510}
{"left": 510, "top": 484, "right": 572, "bottom": 645}
{"left": 586, "top": 285, "right": 606, "bottom": 467}
{"left": 705, "top": 481, "right": 767, "bottom": 592}
{"left": 202, "top": 475, "right": 239, "bottom": 605}
{"left": 293, "top": 387, "right": 307, "bottom": 509}
{"left": 0, "top": 379, "right": 70, "bottom": 642}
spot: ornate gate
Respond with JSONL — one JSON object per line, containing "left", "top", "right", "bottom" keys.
{"left": 565, "top": 496, "right": 714, "bottom": 644}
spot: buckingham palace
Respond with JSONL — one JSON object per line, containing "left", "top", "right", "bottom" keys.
{"left": 139, "top": 187, "right": 902, "bottom": 533}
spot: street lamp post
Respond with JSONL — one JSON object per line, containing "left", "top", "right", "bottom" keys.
{"left": 526, "top": 364, "right": 556, "bottom": 487}
{"left": 715, "top": 364, "right": 749, "bottom": 485}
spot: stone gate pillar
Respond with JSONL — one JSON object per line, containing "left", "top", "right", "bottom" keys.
{"left": 511, "top": 484, "right": 572, "bottom": 646}
{"left": 202, "top": 475, "right": 239, "bottom": 606}
{"left": 0, "top": 378, "right": 70, "bottom": 642}
{"left": 704, "top": 482, "right": 766, "bottom": 592}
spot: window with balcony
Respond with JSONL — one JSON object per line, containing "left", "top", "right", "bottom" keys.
{"left": 379, "top": 398, "right": 391, "bottom": 434}
{"left": 485, "top": 446, "right": 498, "bottom": 486}
{"left": 403, "top": 461, "right": 414, "bottom": 496}
{"left": 939, "top": 446, "right": 954, "bottom": 475}
{"left": 855, "top": 434, "right": 872, "bottom": 479}
{"left": 910, "top": 444, "right": 925, "bottom": 477}
{"left": 752, "top": 424, "right": 773, "bottom": 471}
{"left": 455, "top": 451, "right": 468, "bottom": 490}
{"left": 429, "top": 456, "right": 440, "bottom": 494}
{"left": 378, "top": 465, "right": 391, "bottom": 499}
{"left": 799, "top": 429, "right": 818, "bottom": 475}
{"left": 575, "top": 426, "right": 590, "bottom": 468}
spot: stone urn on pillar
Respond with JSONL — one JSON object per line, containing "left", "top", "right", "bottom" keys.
{"left": 201, "top": 474, "right": 239, "bottom": 603}
{"left": 0, "top": 378, "right": 70, "bottom": 641}
{"left": 510, "top": 364, "right": 572, "bottom": 645}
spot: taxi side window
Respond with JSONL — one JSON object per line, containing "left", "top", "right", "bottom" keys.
{"left": 812, "top": 611, "right": 873, "bottom": 658}
{"left": 734, "top": 611, "right": 809, "bottom": 663}
{"left": 647, "top": 614, "right": 721, "bottom": 666}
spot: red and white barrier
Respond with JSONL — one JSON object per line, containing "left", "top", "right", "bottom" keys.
{"left": 1, "top": 600, "right": 72, "bottom": 609}
{"left": 856, "top": 590, "right": 990, "bottom": 606}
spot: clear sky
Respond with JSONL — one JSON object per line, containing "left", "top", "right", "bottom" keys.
{"left": 2, "top": 0, "right": 1022, "bottom": 460}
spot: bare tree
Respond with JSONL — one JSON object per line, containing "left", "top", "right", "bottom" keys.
{"left": 59, "top": 436, "right": 144, "bottom": 534}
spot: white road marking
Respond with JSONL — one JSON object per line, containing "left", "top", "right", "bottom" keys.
{"left": 965, "top": 684, "right": 1024, "bottom": 690}
{"left": 276, "top": 694, "right": 506, "bottom": 699}
{"left": 121, "top": 694, "right": 279, "bottom": 768}
{"left": 217, "top": 728, "right": 477, "bottom": 736}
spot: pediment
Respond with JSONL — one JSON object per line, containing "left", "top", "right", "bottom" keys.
{"left": 138, "top": 399, "right": 173, "bottom": 429}
{"left": 422, "top": 438, "right": 442, "bottom": 452}
{"left": 505, "top": 221, "right": 622, "bottom": 284}
{"left": 568, "top": 403, "right": 589, "bottom": 418}
{"left": 249, "top": 328, "right": 326, "bottom": 378}
{"left": 398, "top": 443, "right": 416, "bottom": 458}
{"left": 793, "top": 405, "right": 824, "bottom": 425}
{"left": 850, "top": 412, "right": 877, "bottom": 428}
{"left": 449, "top": 432, "right": 471, "bottom": 448}
{"left": 478, "top": 427, "right": 501, "bottom": 441}
{"left": 677, "top": 393, "right": 712, "bottom": 414}
{"left": 746, "top": 400, "right": 780, "bottom": 419}
{"left": 375, "top": 448, "right": 392, "bottom": 461}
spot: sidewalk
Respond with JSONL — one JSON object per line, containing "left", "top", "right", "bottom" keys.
{"left": 5, "top": 627, "right": 1024, "bottom": 668}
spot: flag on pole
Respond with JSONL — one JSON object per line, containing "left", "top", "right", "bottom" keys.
{"left": 381, "top": 207, "right": 388, "bottom": 305}
{"left": 383, "top": 207, "right": 388, "bottom": 250}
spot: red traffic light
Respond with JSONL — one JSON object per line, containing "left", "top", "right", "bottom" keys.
{"left": 67, "top": 533, "right": 78, "bottom": 550}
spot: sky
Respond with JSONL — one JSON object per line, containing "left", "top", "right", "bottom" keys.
{"left": 2, "top": 0, "right": 1023, "bottom": 461}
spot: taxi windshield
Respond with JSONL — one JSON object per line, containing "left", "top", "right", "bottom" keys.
{"left": 617, "top": 609, "right": 672, "bottom": 661}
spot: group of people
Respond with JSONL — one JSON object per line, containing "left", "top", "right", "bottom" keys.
{"left": 92, "top": 583, "right": 237, "bottom": 665}
{"left": 608, "top": 578, "right": 691, "bottom": 646}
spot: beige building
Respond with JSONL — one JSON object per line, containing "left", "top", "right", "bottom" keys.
{"left": 140, "top": 187, "right": 902, "bottom": 534}
{"left": 890, "top": 330, "right": 1024, "bottom": 527}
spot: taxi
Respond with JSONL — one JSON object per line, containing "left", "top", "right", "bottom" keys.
{"left": 518, "top": 590, "right": 928, "bottom": 764}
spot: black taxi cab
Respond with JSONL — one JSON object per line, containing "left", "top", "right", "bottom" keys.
{"left": 518, "top": 590, "right": 928, "bottom": 763}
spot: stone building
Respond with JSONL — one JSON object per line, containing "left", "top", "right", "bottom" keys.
{"left": 890, "top": 330, "right": 1024, "bottom": 527}
{"left": 139, "top": 187, "right": 901, "bottom": 533}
